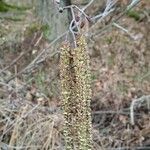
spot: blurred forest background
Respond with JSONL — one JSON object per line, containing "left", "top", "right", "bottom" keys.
{"left": 0, "top": 0, "right": 150, "bottom": 149}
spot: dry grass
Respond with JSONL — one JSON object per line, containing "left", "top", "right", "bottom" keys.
{"left": 0, "top": 85, "right": 64, "bottom": 150}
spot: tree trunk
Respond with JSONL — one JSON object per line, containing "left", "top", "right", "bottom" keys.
{"left": 35, "top": 0, "right": 71, "bottom": 41}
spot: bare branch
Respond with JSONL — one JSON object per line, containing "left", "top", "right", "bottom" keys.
{"left": 113, "top": 23, "right": 136, "bottom": 40}
{"left": 127, "top": 0, "right": 140, "bottom": 10}
{"left": 4, "top": 0, "right": 141, "bottom": 82}
{"left": 90, "top": 0, "right": 141, "bottom": 38}
{"left": 130, "top": 95, "right": 150, "bottom": 125}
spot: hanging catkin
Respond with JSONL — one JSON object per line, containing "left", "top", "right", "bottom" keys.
{"left": 60, "top": 35, "right": 92, "bottom": 150}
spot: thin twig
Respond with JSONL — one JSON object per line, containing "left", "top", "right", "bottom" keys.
{"left": 1, "top": 104, "right": 40, "bottom": 139}
{"left": 90, "top": 0, "right": 141, "bottom": 38}
{"left": 82, "top": 0, "right": 94, "bottom": 11}
{"left": 113, "top": 23, "right": 136, "bottom": 40}
{"left": 0, "top": 33, "right": 43, "bottom": 75}
{"left": 69, "top": 7, "right": 77, "bottom": 47}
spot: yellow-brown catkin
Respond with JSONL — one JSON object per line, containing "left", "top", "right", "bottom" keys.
{"left": 59, "top": 42, "right": 76, "bottom": 150}
{"left": 60, "top": 35, "right": 92, "bottom": 150}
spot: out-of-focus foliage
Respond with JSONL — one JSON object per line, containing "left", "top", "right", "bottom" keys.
{"left": 0, "top": 0, "right": 31, "bottom": 12}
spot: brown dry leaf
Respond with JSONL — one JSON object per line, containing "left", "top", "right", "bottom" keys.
{"left": 119, "top": 115, "right": 128, "bottom": 124}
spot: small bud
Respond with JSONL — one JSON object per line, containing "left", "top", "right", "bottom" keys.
{"left": 59, "top": 7, "right": 63, "bottom": 13}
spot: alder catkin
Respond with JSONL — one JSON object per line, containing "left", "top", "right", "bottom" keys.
{"left": 59, "top": 42, "right": 75, "bottom": 149}
{"left": 60, "top": 35, "right": 92, "bottom": 150}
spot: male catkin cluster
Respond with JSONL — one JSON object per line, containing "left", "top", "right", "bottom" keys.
{"left": 60, "top": 35, "right": 92, "bottom": 150}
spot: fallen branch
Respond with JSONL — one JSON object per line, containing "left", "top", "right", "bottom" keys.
{"left": 130, "top": 95, "right": 150, "bottom": 125}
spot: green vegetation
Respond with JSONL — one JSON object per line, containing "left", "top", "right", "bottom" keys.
{"left": 0, "top": 0, "right": 9, "bottom": 12}
{"left": 0, "top": 0, "right": 31, "bottom": 22}
{"left": 127, "top": 10, "right": 141, "bottom": 21}
{"left": 25, "top": 23, "right": 50, "bottom": 39}
{"left": 25, "top": 23, "right": 42, "bottom": 36}
{"left": 0, "top": 0, "right": 31, "bottom": 12}
{"left": 41, "top": 24, "right": 51, "bottom": 39}
{"left": 105, "top": 37, "right": 113, "bottom": 44}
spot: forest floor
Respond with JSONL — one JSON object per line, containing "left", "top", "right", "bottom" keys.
{"left": 0, "top": 1, "right": 150, "bottom": 150}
